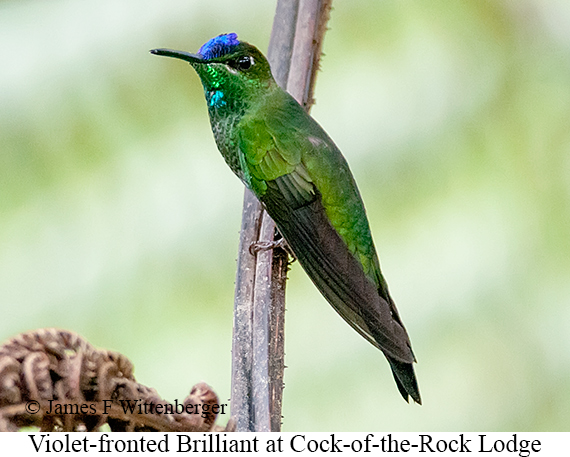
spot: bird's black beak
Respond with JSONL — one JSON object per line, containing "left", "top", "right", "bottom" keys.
{"left": 150, "top": 48, "right": 204, "bottom": 64}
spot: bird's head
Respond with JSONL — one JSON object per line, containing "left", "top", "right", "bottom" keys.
{"left": 151, "top": 33, "right": 275, "bottom": 108}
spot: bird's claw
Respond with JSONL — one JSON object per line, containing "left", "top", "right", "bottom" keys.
{"left": 249, "top": 238, "right": 287, "bottom": 255}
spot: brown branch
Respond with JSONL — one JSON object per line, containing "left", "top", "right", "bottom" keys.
{"left": 0, "top": 328, "right": 234, "bottom": 432}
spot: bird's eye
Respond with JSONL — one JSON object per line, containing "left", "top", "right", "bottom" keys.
{"left": 234, "top": 55, "right": 254, "bottom": 71}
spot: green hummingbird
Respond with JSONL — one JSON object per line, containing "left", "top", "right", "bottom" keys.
{"left": 151, "top": 33, "right": 421, "bottom": 404}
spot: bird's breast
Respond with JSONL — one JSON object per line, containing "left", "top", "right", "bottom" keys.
{"left": 208, "top": 109, "right": 246, "bottom": 180}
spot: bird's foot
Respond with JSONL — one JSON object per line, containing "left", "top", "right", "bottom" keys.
{"left": 249, "top": 238, "right": 287, "bottom": 255}
{"left": 249, "top": 236, "right": 297, "bottom": 263}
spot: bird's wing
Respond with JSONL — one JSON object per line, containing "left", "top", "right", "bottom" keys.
{"left": 237, "top": 100, "right": 415, "bottom": 365}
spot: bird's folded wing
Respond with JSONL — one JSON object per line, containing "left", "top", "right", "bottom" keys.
{"left": 238, "top": 115, "right": 415, "bottom": 364}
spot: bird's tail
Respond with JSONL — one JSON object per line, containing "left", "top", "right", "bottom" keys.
{"left": 388, "top": 357, "right": 422, "bottom": 405}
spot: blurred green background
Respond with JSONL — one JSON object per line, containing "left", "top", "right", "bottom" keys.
{"left": 1, "top": 0, "right": 569, "bottom": 431}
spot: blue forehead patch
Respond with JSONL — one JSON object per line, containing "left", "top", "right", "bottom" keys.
{"left": 198, "top": 33, "right": 240, "bottom": 60}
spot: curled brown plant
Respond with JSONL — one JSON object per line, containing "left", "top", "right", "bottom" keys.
{"left": 0, "top": 328, "right": 234, "bottom": 432}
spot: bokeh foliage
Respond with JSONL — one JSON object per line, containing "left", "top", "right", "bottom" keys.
{"left": 1, "top": 0, "right": 569, "bottom": 431}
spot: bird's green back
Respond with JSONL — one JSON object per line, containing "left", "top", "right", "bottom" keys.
{"left": 235, "top": 87, "right": 387, "bottom": 292}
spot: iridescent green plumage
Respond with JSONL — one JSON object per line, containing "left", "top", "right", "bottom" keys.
{"left": 151, "top": 33, "right": 421, "bottom": 404}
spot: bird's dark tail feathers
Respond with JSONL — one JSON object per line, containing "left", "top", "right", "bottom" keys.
{"left": 388, "top": 357, "right": 422, "bottom": 405}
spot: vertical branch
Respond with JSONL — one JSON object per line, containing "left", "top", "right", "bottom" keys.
{"left": 230, "top": 0, "right": 333, "bottom": 432}
{"left": 288, "top": 0, "right": 332, "bottom": 108}
{"left": 230, "top": 190, "right": 263, "bottom": 431}
{"left": 267, "top": 241, "right": 288, "bottom": 431}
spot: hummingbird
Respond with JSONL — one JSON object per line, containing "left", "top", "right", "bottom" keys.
{"left": 151, "top": 33, "right": 421, "bottom": 404}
